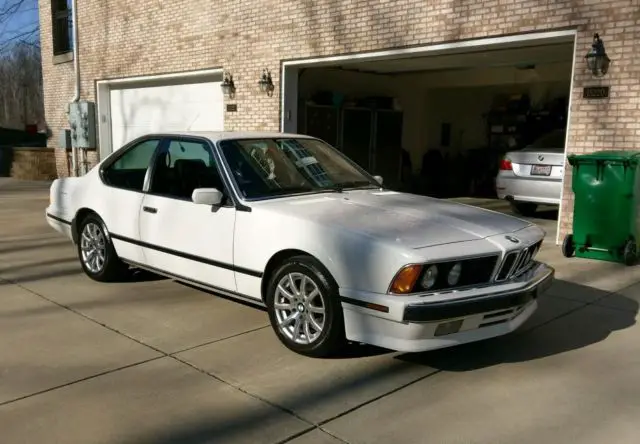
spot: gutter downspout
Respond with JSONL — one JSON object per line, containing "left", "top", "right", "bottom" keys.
{"left": 69, "top": 0, "right": 80, "bottom": 176}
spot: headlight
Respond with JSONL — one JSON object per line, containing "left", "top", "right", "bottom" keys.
{"left": 421, "top": 265, "right": 438, "bottom": 289}
{"left": 447, "top": 262, "right": 462, "bottom": 286}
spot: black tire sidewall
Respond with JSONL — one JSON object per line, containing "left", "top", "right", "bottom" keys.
{"left": 562, "top": 234, "right": 574, "bottom": 258}
{"left": 265, "top": 257, "right": 345, "bottom": 357}
{"left": 77, "top": 214, "right": 124, "bottom": 281}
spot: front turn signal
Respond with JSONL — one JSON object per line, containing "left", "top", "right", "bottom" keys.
{"left": 389, "top": 264, "right": 422, "bottom": 294}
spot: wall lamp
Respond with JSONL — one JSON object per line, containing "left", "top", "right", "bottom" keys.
{"left": 258, "top": 69, "right": 275, "bottom": 96}
{"left": 221, "top": 71, "right": 236, "bottom": 98}
{"left": 585, "top": 33, "right": 611, "bottom": 77}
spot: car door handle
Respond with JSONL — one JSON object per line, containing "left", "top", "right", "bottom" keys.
{"left": 143, "top": 206, "right": 157, "bottom": 214}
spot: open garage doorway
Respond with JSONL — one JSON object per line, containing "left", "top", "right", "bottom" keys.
{"left": 281, "top": 30, "right": 577, "bottom": 240}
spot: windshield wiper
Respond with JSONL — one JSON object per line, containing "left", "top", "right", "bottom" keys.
{"left": 267, "top": 186, "right": 315, "bottom": 196}
{"left": 323, "top": 180, "right": 378, "bottom": 192}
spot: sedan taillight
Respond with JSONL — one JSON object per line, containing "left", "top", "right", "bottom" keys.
{"left": 499, "top": 158, "right": 513, "bottom": 171}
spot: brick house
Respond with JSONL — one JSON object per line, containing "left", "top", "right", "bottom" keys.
{"left": 38, "top": 0, "right": 640, "bottom": 244}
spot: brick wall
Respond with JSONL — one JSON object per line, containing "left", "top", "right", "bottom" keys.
{"left": 6, "top": 148, "right": 58, "bottom": 181}
{"left": 38, "top": 0, "right": 640, "bottom": 241}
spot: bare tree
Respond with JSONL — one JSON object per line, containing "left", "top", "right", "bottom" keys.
{"left": 0, "top": 0, "right": 42, "bottom": 129}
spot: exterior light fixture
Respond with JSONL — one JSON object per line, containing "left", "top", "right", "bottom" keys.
{"left": 258, "top": 69, "right": 275, "bottom": 96}
{"left": 585, "top": 33, "right": 611, "bottom": 77}
{"left": 221, "top": 71, "right": 236, "bottom": 98}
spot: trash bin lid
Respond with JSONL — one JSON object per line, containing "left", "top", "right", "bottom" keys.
{"left": 568, "top": 150, "right": 640, "bottom": 166}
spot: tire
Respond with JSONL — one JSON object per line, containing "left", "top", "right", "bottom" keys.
{"left": 77, "top": 213, "right": 129, "bottom": 282}
{"left": 562, "top": 234, "right": 575, "bottom": 258}
{"left": 623, "top": 240, "right": 637, "bottom": 266}
{"left": 265, "top": 255, "right": 346, "bottom": 358}
{"left": 510, "top": 201, "right": 538, "bottom": 217}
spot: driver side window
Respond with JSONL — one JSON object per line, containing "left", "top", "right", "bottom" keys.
{"left": 148, "top": 138, "right": 225, "bottom": 200}
{"left": 102, "top": 139, "right": 160, "bottom": 191}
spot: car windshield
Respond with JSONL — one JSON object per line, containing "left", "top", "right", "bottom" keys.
{"left": 526, "top": 129, "right": 566, "bottom": 151}
{"left": 219, "top": 137, "right": 379, "bottom": 199}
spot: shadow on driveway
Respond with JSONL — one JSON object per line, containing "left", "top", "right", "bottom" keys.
{"left": 128, "top": 279, "right": 637, "bottom": 444}
{"left": 398, "top": 279, "right": 638, "bottom": 371}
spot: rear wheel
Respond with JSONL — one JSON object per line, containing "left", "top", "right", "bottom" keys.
{"left": 77, "top": 213, "right": 129, "bottom": 282}
{"left": 562, "top": 234, "right": 575, "bottom": 258}
{"left": 265, "top": 255, "right": 346, "bottom": 358}
{"left": 510, "top": 202, "right": 538, "bottom": 217}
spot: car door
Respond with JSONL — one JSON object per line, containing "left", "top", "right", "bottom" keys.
{"left": 98, "top": 137, "right": 163, "bottom": 264}
{"left": 138, "top": 136, "right": 237, "bottom": 291}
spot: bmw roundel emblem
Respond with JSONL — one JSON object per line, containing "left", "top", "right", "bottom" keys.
{"left": 505, "top": 235, "right": 520, "bottom": 244}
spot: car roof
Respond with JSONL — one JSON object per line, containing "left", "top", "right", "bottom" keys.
{"left": 151, "top": 131, "right": 316, "bottom": 143}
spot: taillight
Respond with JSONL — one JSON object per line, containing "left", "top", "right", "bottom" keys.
{"left": 499, "top": 158, "right": 513, "bottom": 171}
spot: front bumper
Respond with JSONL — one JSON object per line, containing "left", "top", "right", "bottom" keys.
{"left": 340, "top": 261, "right": 554, "bottom": 353}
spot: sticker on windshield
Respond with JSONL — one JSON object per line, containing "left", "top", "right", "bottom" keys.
{"left": 295, "top": 156, "right": 318, "bottom": 167}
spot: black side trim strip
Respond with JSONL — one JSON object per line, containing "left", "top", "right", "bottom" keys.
{"left": 46, "top": 213, "right": 72, "bottom": 225}
{"left": 123, "top": 259, "right": 265, "bottom": 308}
{"left": 110, "top": 233, "right": 263, "bottom": 278}
{"left": 341, "top": 296, "right": 389, "bottom": 313}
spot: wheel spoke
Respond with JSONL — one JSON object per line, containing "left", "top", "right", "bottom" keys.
{"left": 308, "top": 304, "right": 324, "bottom": 314}
{"left": 277, "top": 284, "right": 294, "bottom": 300}
{"left": 307, "top": 288, "right": 319, "bottom": 302}
{"left": 303, "top": 318, "right": 313, "bottom": 340}
{"left": 293, "top": 315, "right": 303, "bottom": 340}
{"left": 281, "top": 312, "right": 298, "bottom": 327}
{"left": 300, "top": 275, "right": 308, "bottom": 296}
{"left": 309, "top": 315, "right": 323, "bottom": 332}
{"left": 287, "top": 274, "right": 298, "bottom": 295}
{"left": 274, "top": 301, "right": 293, "bottom": 311}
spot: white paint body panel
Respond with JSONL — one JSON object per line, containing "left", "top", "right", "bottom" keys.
{"left": 44, "top": 131, "right": 554, "bottom": 354}
{"left": 138, "top": 194, "right": 237, "bottom": 292}
{"left": 109, "top": 82, "right": 224, "bottom": 149}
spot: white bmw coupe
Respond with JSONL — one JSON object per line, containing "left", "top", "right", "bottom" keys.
{"left": 46, "top": 131, "right": 554, "bottom": 357}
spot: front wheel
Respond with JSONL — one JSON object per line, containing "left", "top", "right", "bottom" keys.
{"left": 77, "top": 214, "right": 129, "bottom": 282}
{"left": 265, "top": 256, "right": 346, "bottom": 358}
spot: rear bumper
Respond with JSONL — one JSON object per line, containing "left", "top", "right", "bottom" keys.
{"left": 45, "top": 208, "right": 73, "bottom": 240}
{"left": 340, "top": 262, "right": 554, "bottom": 353}
{"left": 495, "top": 174, "right": 561, "bottom": 205}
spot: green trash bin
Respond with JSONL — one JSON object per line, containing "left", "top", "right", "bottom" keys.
{"left": 562, "top": 150, "right": 640, "bottom": 265}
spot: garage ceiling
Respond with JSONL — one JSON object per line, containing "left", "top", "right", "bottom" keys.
{"left": 338, "top": 42, "right": 574, "bottom": 75}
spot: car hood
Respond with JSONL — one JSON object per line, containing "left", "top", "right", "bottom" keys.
{"left": 257, "top": 189, "right": 532, "bottom": 249}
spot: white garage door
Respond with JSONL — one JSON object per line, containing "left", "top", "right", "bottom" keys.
{"left": 109, "top": 79, "right": 224, "bottom": 150}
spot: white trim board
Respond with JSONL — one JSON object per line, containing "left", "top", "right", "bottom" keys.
{"left": 96, "top": 68, "right": 224, "bottom": 160}
{"left": 555, "top": 34, "right": 579, "bottom": 246}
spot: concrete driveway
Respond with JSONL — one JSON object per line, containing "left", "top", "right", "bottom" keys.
{"left": 1, "top": 179, "right": 639, "bottom": 444}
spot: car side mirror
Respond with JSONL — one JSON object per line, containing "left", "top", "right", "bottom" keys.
{"left": 192, "top": 188, "right": 224, "bottom": 206}
{"left": 373, "top": 175, "right": 383, "bottom": 185}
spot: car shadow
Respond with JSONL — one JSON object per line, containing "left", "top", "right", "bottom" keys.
{"left": 124, "top": 267, "right": 167, "bottom": 283}
{"left": 396, "top": 279, "right": 638, "bottom": 371}
{"left": 531, "top": 208, "right": 558, "bottom": 221}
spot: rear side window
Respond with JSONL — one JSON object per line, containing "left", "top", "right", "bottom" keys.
{"left": 102, "top": 139, "right": 160, "bottom": 191}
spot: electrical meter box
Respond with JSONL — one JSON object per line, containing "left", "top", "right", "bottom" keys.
{"left": 68, "top": 101, "right": 97, "bottom": 149}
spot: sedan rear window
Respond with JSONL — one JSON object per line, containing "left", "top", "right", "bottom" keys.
{"left": 527, "top": 130, "right": 566, "bottom": 150}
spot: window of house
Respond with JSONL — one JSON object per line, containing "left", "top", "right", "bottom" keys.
{"left": 102, "top": 139, "right": 160, "bottom": 192}
{"left": 51, "top": 0, "right": 73, "bottom": 55}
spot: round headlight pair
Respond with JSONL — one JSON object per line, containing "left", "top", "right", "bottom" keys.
{"left": 420, "top": 262, "right": 462, "bottom": 290}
